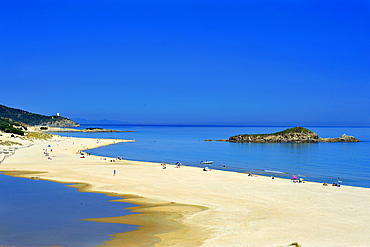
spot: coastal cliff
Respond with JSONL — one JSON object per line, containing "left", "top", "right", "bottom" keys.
{"left": 229, "top": 127, "right": 360, "bottom": 143}
{"left": 38, "top": 117, "right": 78, "bottom": 127}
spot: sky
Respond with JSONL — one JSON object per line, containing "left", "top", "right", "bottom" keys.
{"left": 1, "top": 0, "right": 369, "bottom": 126}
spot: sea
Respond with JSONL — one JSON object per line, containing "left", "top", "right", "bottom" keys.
{"left": 1, "top": 125, "right": 369, "bottom": 246}
{"left": 60, "top": 125, "right": 370, "bottom": 188}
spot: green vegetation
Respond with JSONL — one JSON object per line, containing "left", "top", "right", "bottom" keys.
{"left": 20, "top": 131, "right": 56, "bottom": 141}
{"left": 0, "top": 104, "right": 76, "bottom": 126}
{"left": 274, "top": 127, "right": 313, "bottom": 135}
{"left": 241, "top": 127, "right": 313, "bottom": 137}
{"left": 0, "top": 117, "right": 26, "bottom": 136}
{"left": 289, "top": 242, "right": 302, "bottom": 247}
{"left": 85, "top": 127, "right": 103, "bottom": 130}
{"left": 0, "top": 140, "right": 23, "bottom": 146}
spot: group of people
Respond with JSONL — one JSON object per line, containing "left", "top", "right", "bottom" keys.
{"left": 291, "top": 175, "right": 304, "bottom": 183}
{"left": 43, "top": 148, "right": 53, "bottom": 160}
{"left": 323, "top": 178, "right": 342, "bottom": 187}
{"left": 161, "top": 162, "right": 215, "bottom": 171}
{"left": 158, "top": 163, "right": 343, "bottom": 188}
{"left": 160, "top": 162, "right": 182, "bottom": 169}
{"left": 77, "top": 150, "right": 92, "bottom": 158}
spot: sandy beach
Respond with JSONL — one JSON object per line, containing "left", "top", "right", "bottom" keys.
{"left": 1, "top": 135, "right": 370, "bottom": 247}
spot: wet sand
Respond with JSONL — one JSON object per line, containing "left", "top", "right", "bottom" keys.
{"left": 1, "top": 136, "right": 370, "bottom": 247}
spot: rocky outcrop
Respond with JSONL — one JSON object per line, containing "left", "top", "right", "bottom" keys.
{"left": 229, "top": 127, "right": 360, "bottom": 143}
{"left": 318, "top": 134, "right": 360, "bottom": 143}
{"left": 216, "top": 139, "right": 229, "bottom": 142}
{"left": 39, "top": 117, "right": 79, "bottom": 127}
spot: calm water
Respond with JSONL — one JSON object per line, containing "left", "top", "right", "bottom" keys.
{"left": 0, "top": 174, "right": 138, "bottom": 247}
{"left": 55, "top": 125, "right": 370, "bottom": 188}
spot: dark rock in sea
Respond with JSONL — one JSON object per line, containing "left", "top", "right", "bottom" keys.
{"left": 81, "top": 128, "right": 123, "bottom": 133}
{"left": 229, "top": 127, "right": 360, "bottom": 143}
{"left": 216, "top": 139, "right": 229, "bottom": 142}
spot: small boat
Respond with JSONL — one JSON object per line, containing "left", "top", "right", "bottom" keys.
{"left": 200, "top": 161, "right": 213, "bottom": 164}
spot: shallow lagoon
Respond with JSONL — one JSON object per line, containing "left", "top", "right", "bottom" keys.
{"left": 0, "top": 174, "right": 137, "bottom": 247}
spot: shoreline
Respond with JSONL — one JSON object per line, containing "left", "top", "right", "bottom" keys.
{"left": 0, "top": 136, "right": 211, "bottom": 246}
{"left": 89, "top": 156, "right": 370, "bottom": 189}
{"left": 1, "top": 136, "right": 370, "bottom": 246}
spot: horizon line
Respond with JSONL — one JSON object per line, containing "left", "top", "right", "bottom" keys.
{"left": 76, "top": 123, "right": 370, "bottom": 128}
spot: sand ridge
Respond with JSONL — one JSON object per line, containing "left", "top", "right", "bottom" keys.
{"left": 1, "top": 136, "right": 370, "bottom": 247}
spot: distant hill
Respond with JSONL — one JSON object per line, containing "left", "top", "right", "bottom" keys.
{"left": 0, "top": 104, "right": 79, "bottom": 127}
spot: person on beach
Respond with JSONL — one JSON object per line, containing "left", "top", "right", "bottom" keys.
{"left": 113, "top": 170, "right": 116, "bottom": 176}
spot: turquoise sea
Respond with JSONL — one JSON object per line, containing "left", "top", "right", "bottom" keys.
{"left": 1, "top": 125, "right": 369, "bottom": 246}
{"left": 61, "top": 125, "right": 370, "bottom": 188}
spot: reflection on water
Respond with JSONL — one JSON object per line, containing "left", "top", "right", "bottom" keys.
{"left": 0, "top": 174, "right": 138, "bottom": 247}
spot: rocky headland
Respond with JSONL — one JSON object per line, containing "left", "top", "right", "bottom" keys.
{"left": 0, "top": 104, "right": 79, "bottom": 127}
{"left": 41, "top": 117, "right": 78, "bottom": 127}
{"left": 228, "top": 127, "right": 360, "bottom": 143}
{"left": 32, "top": 127, "right": 131, "bottom": 133}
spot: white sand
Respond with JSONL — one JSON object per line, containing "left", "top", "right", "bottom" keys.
{"left": 1, "top": 135, "right": 370, "bottom": 247}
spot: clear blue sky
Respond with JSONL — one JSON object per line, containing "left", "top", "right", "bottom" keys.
{"left": 1, "top": 0, "right": 369, "bottom": 125}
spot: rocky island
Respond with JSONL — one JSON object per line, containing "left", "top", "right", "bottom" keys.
{"left": 228, "top": 127, "right": 360, "bottom": 143}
